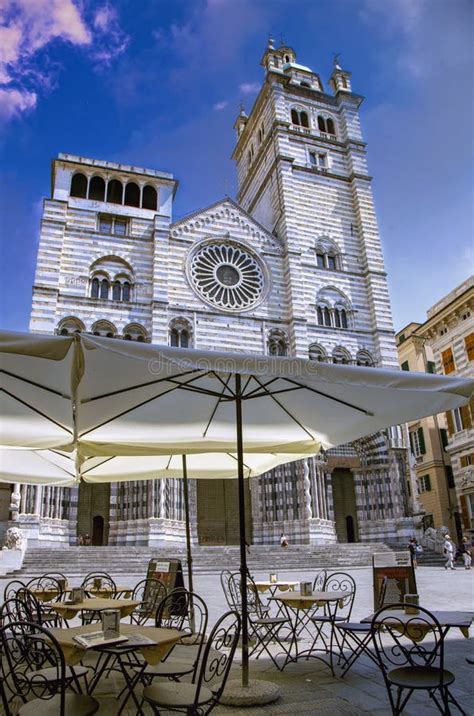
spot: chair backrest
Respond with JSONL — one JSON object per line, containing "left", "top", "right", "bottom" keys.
{"left": 371, "top": 603, "right": 446, "bottom": 678}
{"left": 155, "top": 588, "right": 197, "bottom": 634}
{"left": 0, "top": 597, "right": 32, "bottom": 628}
{"left": 131, "top": 578, "right": 167, "bottom": 624}
{"left": 26, "top": 575, "right": 64, "bottom": 603}
{"left": 220, "top": 569, "right": 235, "bottom": 609}
{"left": 245, "top": 575, "right": 267, "bottom": 618}
{"left": 81, "top": 572, "right": 116, "bottom": 594}
{"left": 0, "top": 620, "right": 68, "bottom": 715}
{"left": 3, "top": 579, "right": 26, "bottom": 602}
{"left": 324, "top": 572, "right": 356, "bottom": 620}
{"left": 222, "top": 571, "right": 242, "bottom": 612}
{"left": 312, "top": 569, "right": 327, "bottom": 592}
{"left": 194, "top": 610, "right": 241, "bottom": 708}
{"left": 14, "top": 588, "right": 43, "bottom": 624}
{"left": 41, "top": 572, "right": 68, "bottom": 587}
{"left": 377, "top": 576, "right": 388, "bottom": 609}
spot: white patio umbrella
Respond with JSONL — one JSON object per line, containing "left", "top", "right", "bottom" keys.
{"left": 2, "top": 329, "right": 473, "bottom": 688}
{"left": 0, "top": 448, "right": 76, "bottom": 486}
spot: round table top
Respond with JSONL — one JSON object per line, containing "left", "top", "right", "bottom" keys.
{"left": 271, "top": 589, "right": 351, "bottom": 609}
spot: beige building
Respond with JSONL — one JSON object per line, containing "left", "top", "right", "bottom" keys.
{"left": 396, "top": 323, "right": 456, "bottom": 533}
{"left": 397, "top": 277, "right": 474, "bottom": 541}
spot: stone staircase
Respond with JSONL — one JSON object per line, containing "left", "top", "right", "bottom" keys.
{"left": 15, "top": 543, "right": 394, "bottom": 579}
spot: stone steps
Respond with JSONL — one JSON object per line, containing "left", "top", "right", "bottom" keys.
{"left": 17, "top": 543, "right": 393, "bottom": 578}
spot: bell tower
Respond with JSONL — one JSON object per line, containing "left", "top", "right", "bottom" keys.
{"left": 232, "top": 41, "right": 398, "bottom": 369}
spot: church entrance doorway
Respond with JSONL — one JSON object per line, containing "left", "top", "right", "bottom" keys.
{"left": 331, "top": 469, "right": 359, "bottom": 543}
{"left": 77, "top": 483, "right": 110, "bottom": 546}
{"left": 196, "top": 479, "right": 252, "bottom": 545}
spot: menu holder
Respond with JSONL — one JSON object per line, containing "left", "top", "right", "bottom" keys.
{"left": 71, "top": 587, "right": 85, "bottom": 604}
{"left": 299, "top": 582, "right": 312, "bottom": 596}
{"left": 269, "top": 573, "right": 278, "bottom": 584}
{"left": 101, "top": 609, "right": 121, "bottom": 637}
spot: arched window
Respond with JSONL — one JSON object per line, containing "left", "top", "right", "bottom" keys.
{"left": 91, "top": 277, "right": 100, "bottom": 299}
{"left": 91, "top": 320, "right": 117, "bottom": 338}
{"left": 124, "top": 182, "right": 140, "bottom": 208}
{"left": 323, "top": 307, "right": 331, "bottom": 327}
{"left": 267, "top": 330, "right": 288, "bottom": 356}
{"left": 123, "top": 323, "right": 148, "bottom": 342}
{"left": 334, "top": 308, "right": 348, "bottom": 329}
{"left": 122, "top": 281, "right": 131, "bottom": 302}
{"left": 70, "top": 173, "right": 87, "bottom": 198}
{"left": 88, "top": 176, "right": 105, "bottom": 201}
{"left": 317, "top": 306, "right": 324, "bottom": 325}
{"left": 107, "top": 179, "right": 123, "bottom": 205}
{"left": 112, "top": 281, "right": 121, "bottom": 301}
{"left": 309, "top": 344, "right": 327, "bottom": 362}
{"left": 169, "top": 318, "right": 192, "bottom": 348}
{"left": 300, "top": 81, "right": 311, "bottom": 88}
{"left": 57, "top": 317, "right": 84, "bottom": 336}
{"left": 315, "top": 239, "right": 341, "bottom": 271}
{"left": 333, "top": 347, "right": 351, "bottom": 364}
{"left": 291, "top": 109, "right": 299, "bottom": 125}
{"left": 291, "top": 108, "right": 310, "bottom": 129}
{"left": 142, "top": 185, "right": 157, "bottom": 211}
{"left": 356, "top": 350, "right": 375, "bottom": 367}
{"left": 317, "top": 115, "right": 336, "bottom": 137}
{"left": 300, "top": 111, "right": 309, "bottom": 128}
{"left": 99, "top": 279, "right": 109, "bottom": 299}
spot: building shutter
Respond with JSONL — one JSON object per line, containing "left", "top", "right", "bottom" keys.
{"left": 426, "top": 361, "right": 435, "bottom": 374}
{"left": 445, "top": 411, "right": 455, "bottom": 435}
{"left": 459, "top": 495, "right": 470, "bottom": 530}
{"left": 425, "top": 474, "right": 431, "bottom": 491}
{"left": 465, "top": 332, "right": 474, "bottom": 361}
{"left": 441, "top": 347, "right": 455, "bottom": 374}
{"left": 460, "top": 405, "right": 472, "bottom": 430}
{"left": 417, "top": 427, "right": 426, "bottom": 454}
{"left": 401, "top": 360, "right": 409, "bottom": 371}
{"left": 409, "top": 431, "right": 415, "bottom": 453}
{"left": 440, "top": 428, "right": 449, "bottom": 449}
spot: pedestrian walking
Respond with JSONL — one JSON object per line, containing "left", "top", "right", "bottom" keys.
{"left": 408, "top": 538, "right": 418, "bottom": 569}
{"left": 280, "top": 532, "right": 288, "bottom": 548}
{"left": 461, "top": 537, "right": 472, "bottom": 570}
{"left": 443, "top": 534, "right": 456, "bottom": 570}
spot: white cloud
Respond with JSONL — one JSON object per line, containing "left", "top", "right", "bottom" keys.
{"left": 213, "top": 100, "right": 228, "bottom": 111}
{"left": 0, "top": 0, "right": 129, "bottom": 124}
{"left": 0, "top": 87, "right": 37, "bottom": 119}
{"left": 239, "top": 81, "right": 260, "bottom": 94}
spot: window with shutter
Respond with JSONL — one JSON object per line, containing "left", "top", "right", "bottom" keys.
{"left": 417, "top": 427, "right": 426, "bottom": 455}
{"left": 460, "top": 405, "right": 472, "bottom": 429}
{"left": 445, "top": 411, "right": 455, "bottom": 435}
{"left": 426, "top": 361, "right": 435, "bottom": 374}
{"left": 440, "top": 428, "right": 449, "bottom": 449}
{"left": 418, "top": 474, "right": 432, "bottom": 493}
{"left": 441, "top": 347, "right": 455, "bottom": 374}
{"left": 401, "top": 360, "right": 409, "bottom": 371}
{"left": 459, "top": 495, "right": 471, "bottom": 529}
{"left": 445, "top": 465, "right": 455, "bottom": 488}
{"left": 465, "top": 332, "right": 474, "bottom": 361}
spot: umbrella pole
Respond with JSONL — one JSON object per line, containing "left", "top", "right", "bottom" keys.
{"left": 182, "top": 455, "right": 195, "bottom": 633}
{"left": 235, "top": 373, "right": 249, "bottom": 688}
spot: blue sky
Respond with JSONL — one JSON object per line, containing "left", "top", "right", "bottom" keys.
{"left": 0, "top": 0, "right": 473, "bottom": 333}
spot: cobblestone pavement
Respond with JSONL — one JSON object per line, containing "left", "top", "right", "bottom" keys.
{"left": 1, "top": 565, "right": 472, "bottom": 714}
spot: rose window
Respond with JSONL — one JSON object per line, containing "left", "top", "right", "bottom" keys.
{"left": 189, "top": 242, "right": 266, "bottom": 311}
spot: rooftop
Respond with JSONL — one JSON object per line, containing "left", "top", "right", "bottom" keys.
{"left": 56, "top": 153, "right": 175, "bottom": 181}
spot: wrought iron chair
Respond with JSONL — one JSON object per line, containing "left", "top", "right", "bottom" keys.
{"left": 80, "top": 571, "right": 117, "bottom": 595}
{"left": 3, "top": 579, "right": 26, "bottom": 601}
{"left": 143, "top": 610, "right": 241, "bottom": 715}
{"left": 371, "top": 603, "right": 467, "bottom": 715}
{"left": 15, "top": 587, "right": 62, "bottom": 628}
{"left": 228, "top": 572, "right": 291, "bottom": 670}
{"left": 307, "top": 571, "right": 356, "bottom": 675}
{"left": 336, "top": 575, "right": 388, "bottom": 677}
{"left": 122, "top": 590, "right": 210, "bottom": 711}
{"left": 0, "top": 620, "right": 98, "bottom": 715}
{"left": 129, "top": 578, "right": 167, "bottom": 625}
{"left": 295, "top": 568, "right": 328, "bottom": 638}
{"left": 80, "top": 572, "right": 117, "bottom": 624}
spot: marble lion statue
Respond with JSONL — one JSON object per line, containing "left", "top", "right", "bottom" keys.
{"left": 3, "top": 527, "right": 24, "bottom": 550}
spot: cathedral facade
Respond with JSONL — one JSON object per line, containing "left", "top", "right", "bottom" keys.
{"left": 14, "top": 42, "right": 414, "bottom": 547}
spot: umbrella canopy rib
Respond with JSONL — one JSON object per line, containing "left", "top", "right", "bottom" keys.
{"left": 203, "top": 374, "right": 234, "bottom": 438}
{"left": 283, "top": 376, "right": 374, "bottom": 415}
{"left": 249, "top": 375, "right": 316, "bottom": 440}
{"left": 1, "top": 387, "right": 73, "bottom": 435}
{"left": 81, "top": 368, "right": 204, "bottom": 404}
{"left": 78, "top": 371, "right": 213, "bottom": 438}
{"left": 1, "top": 369, "right": 70, "bottom": 398}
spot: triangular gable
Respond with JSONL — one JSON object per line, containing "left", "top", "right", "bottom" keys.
{"left": 170, "top": 197, "right": 283, "bottom": 253}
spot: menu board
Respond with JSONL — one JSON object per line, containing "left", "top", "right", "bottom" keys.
{"left": 145, "top": 558, "right": 185, "bottom": 614}
{"left": 372, "top": 551, "right": 417, "bottom": 610}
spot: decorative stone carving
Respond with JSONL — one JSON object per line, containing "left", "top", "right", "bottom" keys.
{"left": 421, "top": 526, "right": 450, "bottom": 554}
{"left": 3, "top": 527, "right": 25, "bottom": 551}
